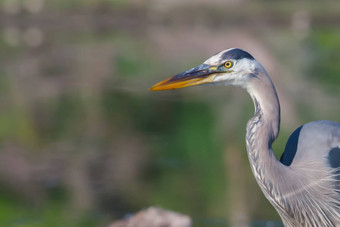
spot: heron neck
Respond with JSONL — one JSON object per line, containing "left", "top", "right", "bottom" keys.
{"left": 245, "top": 70, "right": 283, "bottom": 206}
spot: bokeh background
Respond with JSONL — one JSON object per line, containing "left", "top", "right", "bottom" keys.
{"left": 0, "top": 0, "right": 339, "bottom": 226}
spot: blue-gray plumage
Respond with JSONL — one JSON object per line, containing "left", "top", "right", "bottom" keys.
{"left": 150, "top": 48, "right": 340, "bottom": 226}
{"left": 280, "top": 126, "right": 302, "bottom": 166}
{"left": 328, "top": 146, "right": 340, "bottom": 181}
{"left": 329, "top": 147, "right": 340, "bottom": 169}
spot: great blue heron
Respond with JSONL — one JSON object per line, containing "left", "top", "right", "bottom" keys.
{"left": 150, "top": 48, "right": 340, "bottom": 226}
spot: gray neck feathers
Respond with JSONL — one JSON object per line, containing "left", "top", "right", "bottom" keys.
{"left": 245, "top": 93, "right": 282, "bottom": 205}
{"left": 244, "top": 69, "right": 285, "bottom": 211}
{"left": 245, "top": 69, "right": 281, "bottom": 190}
{"left": 244, "top": 69, "right": 340, "bottom": 226}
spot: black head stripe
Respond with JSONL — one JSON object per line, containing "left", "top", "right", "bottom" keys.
{"left": 221, "top": 48, "right": 254, "bottom": 60}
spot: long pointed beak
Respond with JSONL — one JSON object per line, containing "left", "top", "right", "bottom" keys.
{"left": 150, "top": 64, "right": 219, "bottom": 91}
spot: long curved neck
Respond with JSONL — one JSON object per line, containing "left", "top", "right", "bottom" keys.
{"left": 245, "top": 69, "right": 284, "bottom": 207}
{"left": 243, "top": 69, "right": 340, "bottom": 227}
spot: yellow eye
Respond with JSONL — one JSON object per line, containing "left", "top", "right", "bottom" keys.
{"left": 224, "top": 61, "right": 233, "bottom": 68}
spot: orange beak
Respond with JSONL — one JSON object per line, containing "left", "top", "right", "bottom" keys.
{"left": 150, "top": 64, "right": 219, "bottom": 91}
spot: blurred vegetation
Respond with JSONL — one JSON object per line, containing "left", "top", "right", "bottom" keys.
{"left": 0, "top": 0, "right": 339, "bottom": 226}
{"left": 308, "top": 29, "right": 340, "bottom": 86}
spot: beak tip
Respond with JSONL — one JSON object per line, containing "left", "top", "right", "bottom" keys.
{"left": 150, "top": 64, "right": 216, "bottom": 91}
{"left": 149, "top": 85, "right": 161, "bottom": 91}
{"left": 149, "top": 80, "right": 171, "bottom": 91}
{"left": 149, "top": 86, "right": 171, "bottom": 91}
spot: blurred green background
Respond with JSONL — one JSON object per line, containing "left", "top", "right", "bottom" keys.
{"left": 0, "top": 0, "right": 339, "bottom": 226}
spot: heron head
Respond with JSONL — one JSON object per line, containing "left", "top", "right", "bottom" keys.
{"left": 150, "top": 48, "right": 261, "bottom": 91}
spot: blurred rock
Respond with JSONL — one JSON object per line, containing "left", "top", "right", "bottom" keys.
{"left": 110, "top": 207, "right": 192, "bottom": 227}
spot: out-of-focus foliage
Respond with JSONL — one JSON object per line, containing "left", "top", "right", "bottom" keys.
{"left": 308, "top": 30, "right": 340, "bottom": 85}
